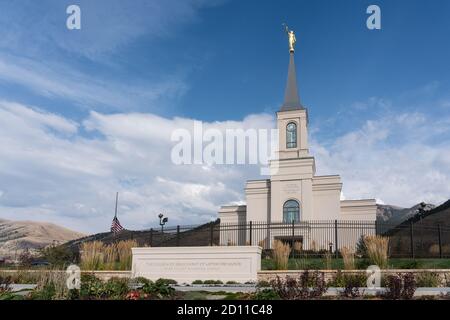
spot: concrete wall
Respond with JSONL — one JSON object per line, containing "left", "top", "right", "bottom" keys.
{"left": 132, "top": 246, "right": 262, "bottom": 283}
{"left": 312, "top": 175, "right": 342, "bottom": 220}
{"left": 269, "top": 157, "right": 315, "bottom": 222}
{"left": 245, "top": 180, "right": 270, "bottom": 222}
{"left": 219, "top": 205, "right": 247, "bottom": 246}
{"left": 219, "top": 205, "right": 247, "bottom": 224}
{"left": 340, "top": 199, "right": 377, "bottom": 221}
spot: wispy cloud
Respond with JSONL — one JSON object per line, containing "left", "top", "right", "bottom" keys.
{"left": 0, "top": 53, "right": 188, "bottom": 112}
{"left": 0, "top": 0, "right": 224, "bottom": 60}
{"left": 0, "top": 101, "right": 263, "bottom": 232}
{"left": 1, "top": 100, "right": 450, "bottom": 233}
{"left": 312, "top": 112, "right": 450, "bottom": 207}
{"left": 0, "top": 1, "right": 226, "bottom": 113}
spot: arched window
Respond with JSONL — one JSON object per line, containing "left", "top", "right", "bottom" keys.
{"left": 286, "top": 122, "right": 297, "bottom": 148}
{"left": 283, "top": 200, "right": 300, "bottom": 223}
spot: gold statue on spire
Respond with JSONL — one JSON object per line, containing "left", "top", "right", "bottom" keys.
{"left": 283, "top": 23, "right": 296, "bottom": 53}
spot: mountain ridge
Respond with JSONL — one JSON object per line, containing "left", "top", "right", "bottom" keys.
{"left": 0, "top": 218, "right": 85, "bottom": 258}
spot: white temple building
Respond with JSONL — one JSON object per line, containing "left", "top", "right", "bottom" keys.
{"left": 218, "top": 37, "right": 376, "bottom": 250}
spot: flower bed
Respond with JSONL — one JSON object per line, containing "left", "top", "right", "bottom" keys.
{"left": 2, "top": 269, "right": 450, "bottom": 300}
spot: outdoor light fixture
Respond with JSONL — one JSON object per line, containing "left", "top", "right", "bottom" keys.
{"left": 158, "top": 213, "right": 168, "bottom": 233}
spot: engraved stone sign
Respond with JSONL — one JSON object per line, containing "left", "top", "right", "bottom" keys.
{"left": 132, "top": 246, "right": 262, "bottom": 284}
{"left": 284, "top": 182, "right": 300, "bottom": 195}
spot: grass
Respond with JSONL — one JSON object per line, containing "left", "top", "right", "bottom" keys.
{"left": 272, "top": 240, "right": 291, "bottom": 270}
{"left": 261, "top": 258, "right": 450, "bottom": 270}
{"left": 79, "top": 240, "right": 137, "bottom": 270}
{"left": 80, "top": 241, "right": 104, "bottom": 270}
{"left": 340, "top": 247, "right": 355, "bottom": 270}
{"left": 364, "top": 235, "right": 389, "bottom": 269}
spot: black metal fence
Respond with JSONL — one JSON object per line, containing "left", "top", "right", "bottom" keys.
{"left": 141, "top": 220, "right": 450, "bottom": 259}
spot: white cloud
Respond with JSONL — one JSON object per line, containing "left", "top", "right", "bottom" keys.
{"left": 0, "top": 0, "right": 225, "bottom": 59}
{"left": 0, "top": 101, "right": 265, "bottom": 233}
{"left": 311, "top": 113, "right": 450, "bottom": 207}
{"left": 0, "top": 53, "right": 188, "bottom": 111}
{"left": 1, "top": 101, "right": 449, "bottom": 234}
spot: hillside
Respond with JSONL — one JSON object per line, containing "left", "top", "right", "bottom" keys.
{"left": 0, "top": 219, "right": 85, "bottom": 258}
{"left": 389, "top": 200, "right": 450, "bottom": 229}
{"left": 64, "top": 220, "right": 220, "bottom": 254}
{"left": 384, "top": 200, "right": 450, "bottom": 257}
{"left": 377, "top": 203, "right": 435, "bottom": 225}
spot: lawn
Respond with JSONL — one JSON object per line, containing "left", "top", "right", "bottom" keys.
{"left": 261, "top": 258, "right": 450, "bottom": 270}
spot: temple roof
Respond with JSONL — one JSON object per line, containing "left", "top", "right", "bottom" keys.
{"left": 280, "top": 52, "right": 304, "bottom": 111}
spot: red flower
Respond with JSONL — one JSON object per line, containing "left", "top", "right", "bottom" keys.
{"left": 126, "top": 291, "right": 141, "bottom": 300}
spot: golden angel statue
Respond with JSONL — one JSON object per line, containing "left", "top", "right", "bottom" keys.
{"left": 283, "top": 23, "right": 296, "bottom": 53}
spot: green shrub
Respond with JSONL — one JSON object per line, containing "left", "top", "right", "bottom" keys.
{"left": 355, "top": 258, "right": 371, "bottom": 270}
{"left": 29, "top": 283, "right": 57, "bottom": 300}
{"left": 39, "top": 245, "right": 76, "bottom": 268}
{"left": 355, "top": 235, "right": 367, "bottom": 257}
{"left": 226, "top": 281, "right": 239, "bottom": 285}
{"left": 256, "top": 280, "right": 271, "bottom": 288}
{"left": 192, "top": 280, "right": 203, "bottom": 285}
{"left": 416, "top": 272, "right": 441, "bottom": 288}
{"left": 329, "top": 272, "right": 367, "bottom": 288}
{"left": 141, "top": 278, "right": 175, "bottom": 299}
{"left": 0, "top": 292, "right": 21, "bottom": 300}
{"left": 67, "top": 289, "right": 80, "bottom": 300}
{"left": 254, "top": 289, "right": 280, "bottom": 300}
{"left": 156, "top": 278, "right": 177, "bottom": 285}
{"left": 203, "top": 280, "right": 223, "bottom": 285}
{"left": 103, "top": 277, "right": 130, "bottom": 299}
{"left": 80, "top": 274, "right": 105, "bottom": 299}
{"left": 333, "top": 273, "right": 367, "bottom": 298}
{"left": 79, "top": 275, "right": 130, "bottom": 300}
{"left": 132, "top": 277, "right": 151, "bottom": 286}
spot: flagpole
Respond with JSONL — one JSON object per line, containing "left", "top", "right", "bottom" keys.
{"left": 114, "top": 192, "right": 119, "bottom": 219}
{"left": 111, "top": 191, "right": 124, "bottom": 234}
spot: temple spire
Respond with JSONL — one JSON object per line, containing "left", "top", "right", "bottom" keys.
{"left": 281, "top": 52, "right": 303, "bottom": 111}
{"left": 281, "top": 25, "right": 303, "bottom": 111}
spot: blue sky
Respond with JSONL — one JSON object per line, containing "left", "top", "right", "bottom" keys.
{"left": 0, "top": 0, "right": 450, "bottom": 233}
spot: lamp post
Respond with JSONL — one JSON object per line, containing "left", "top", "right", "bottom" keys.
{"left": 417, "top": 202, "right": 427, "bottom": 253}
{"left": 158, "top": 213, "right": 168, "bottom": 233}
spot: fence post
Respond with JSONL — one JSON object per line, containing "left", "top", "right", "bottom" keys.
{"left": 149, "top": 228, "right": 153, "bottom": 247}
{"left": 249, "top": 221, "right": 253, "bottom": 246}
{"left": 334, "top": 220, "right": 339, "bottom": 258}
{"left": 291, "top": 220, "right": 295, "bottom": 258}
{"left": 438, "top": 224, "right": 443, "bottom": 259}
{"left": 210, "top": 223, "right": 214, "bottom": 246}
{"left": 176, "top": 225, "right": 180, "bottom": 247}
{"left": 410, "top": 222, "right": 415, "bottom": 259}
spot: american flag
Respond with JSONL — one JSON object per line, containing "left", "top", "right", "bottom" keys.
{"left": 111, "top": 216, "right": 124, "bottom": 234}
{"left": 111, "top": 192, "right": 124, "bottom": 234}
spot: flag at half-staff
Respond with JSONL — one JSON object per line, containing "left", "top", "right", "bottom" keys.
{"left": 111, "top": 192, "right": 124, "bottom": 234}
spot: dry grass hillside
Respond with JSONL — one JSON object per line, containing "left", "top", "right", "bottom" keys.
{"left": 0, "top": 219, "right": 85, "bottom": 258}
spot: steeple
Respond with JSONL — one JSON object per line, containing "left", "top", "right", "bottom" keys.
{"left": 281, "top": 51, "right": 303, "bottom": 111}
